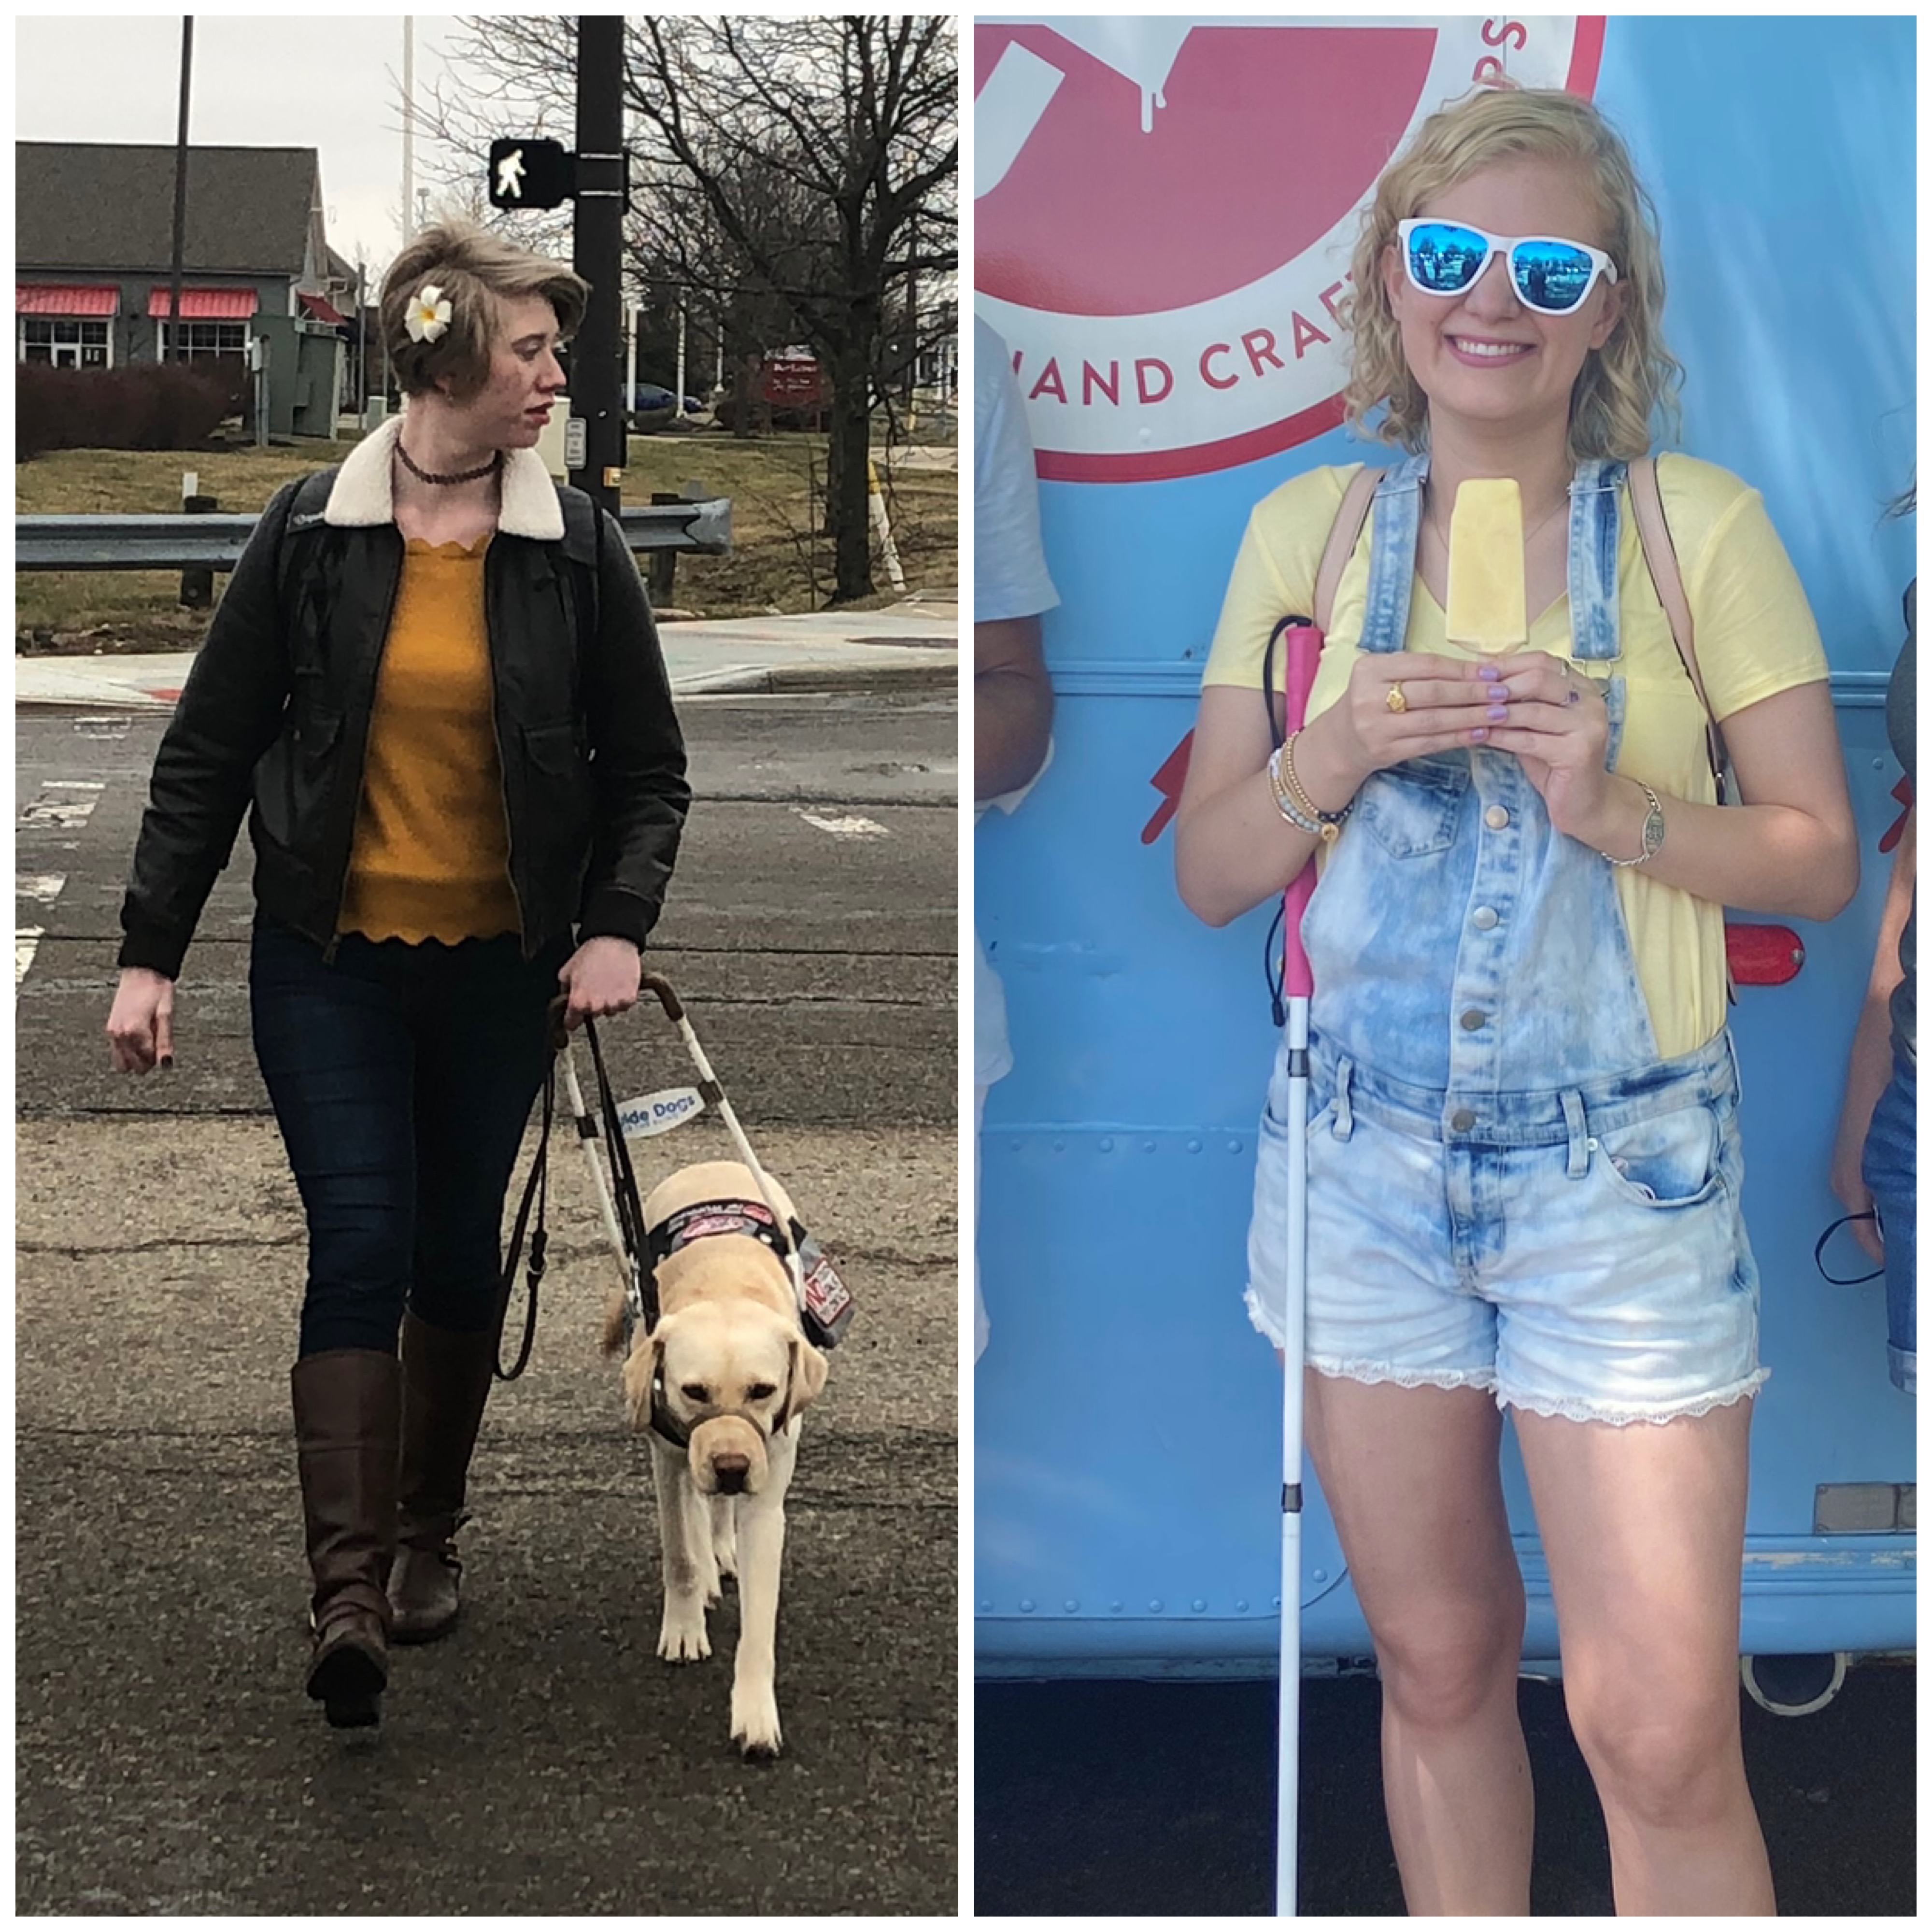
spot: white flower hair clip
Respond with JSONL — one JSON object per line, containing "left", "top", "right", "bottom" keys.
{"left": 405, "top": 284, "right": 453, "bottom": 344}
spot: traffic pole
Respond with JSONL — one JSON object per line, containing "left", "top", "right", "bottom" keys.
{"left": 571, "top": 14, "right": 626, "bottom": 518}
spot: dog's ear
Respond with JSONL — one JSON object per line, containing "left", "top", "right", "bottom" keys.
{"left": 785, "top": 1335, "right": 830, "bottom": 1418}
{"left": 620, "top": 1327, "right": 664, "bottom": 1434}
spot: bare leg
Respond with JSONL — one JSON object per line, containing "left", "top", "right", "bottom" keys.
{"left": 1305, "top": 1372, "right": 1533, "bottom": 1914}
{"left": 651, "top": 1439, "right": 710, "bottom": 1662}
{"left": 1515, "top": 1399, "right": 1774, "bottom": 1915}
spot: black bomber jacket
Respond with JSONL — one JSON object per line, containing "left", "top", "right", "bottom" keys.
{"left": 118, "top": 421, "right": 690, "bottom": 979}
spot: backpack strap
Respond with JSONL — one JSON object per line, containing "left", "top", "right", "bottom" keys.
{"left": 1628, "top": 454, "right": 1729, "bottom": 797}
{"left": 558, "top": 484, "right": 603, "bottom": 659}
{"left": 1314, "top": 464, "right": 1384, "bottom": 634}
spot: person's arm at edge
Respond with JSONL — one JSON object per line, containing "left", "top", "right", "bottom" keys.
{"left": 1829, "top": 805, "right": 1914, "bottom": 1259}
{"left": 975, "top": 614, "right": 1052, "bottom": 802}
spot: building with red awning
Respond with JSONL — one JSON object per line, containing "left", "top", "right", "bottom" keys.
{"left": 16, "top": 141, "right": 358, "bottom": 436}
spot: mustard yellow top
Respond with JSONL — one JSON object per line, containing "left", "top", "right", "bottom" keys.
{"left": 339, "top": 537, "right": 521, "bottom": 944}
{"left": 1201, "top": 455, "right": 1832, "bottom": 1060}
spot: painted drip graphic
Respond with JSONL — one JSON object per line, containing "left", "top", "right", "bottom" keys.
{"left": 975, "top": 16, "right": 1602, "bottom": 482}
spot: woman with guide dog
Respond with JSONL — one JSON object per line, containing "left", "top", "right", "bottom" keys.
{"left": 1174, "top": 89, "right": 1856, "bottom": 1913}
{"left": 105, "top": 222, "right": 689, "bottom": 1730}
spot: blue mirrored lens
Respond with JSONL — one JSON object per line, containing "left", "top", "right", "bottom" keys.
{"left": 1510, "top": 240, "right": 1594, "bottom": 313}
{"left": 1406, "top": 223, "right": 1489, "bottom": 295}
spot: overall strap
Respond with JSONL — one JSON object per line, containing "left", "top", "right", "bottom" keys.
{"left": 1353, "top": 455, "right": 1430, "bottom": 654}
{"left": 1628, "top": 454, "right": 1728, "bottom": 795}
{"left": 1567, "top": 458, "right": 1625, "bottom": 662}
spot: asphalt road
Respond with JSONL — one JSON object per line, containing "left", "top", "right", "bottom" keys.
{"left": 15, "top": 691, "right": 959, "bottom": 1915}
{"left": 975, "top": 1663, "right": 1916, "bottom": 1915}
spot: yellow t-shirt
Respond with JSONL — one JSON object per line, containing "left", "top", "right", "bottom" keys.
{"left": 1201, "top": 455, "right": 1831, "bottom": 1059}
{"left": 339, "top": 537, "right": 522, "bottom": 944}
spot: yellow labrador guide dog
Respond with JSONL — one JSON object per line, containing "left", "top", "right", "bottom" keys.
{"left": 600, "top": 1160, "right": 829, "bottom": 1758}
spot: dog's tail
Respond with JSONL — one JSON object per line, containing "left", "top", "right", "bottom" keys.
{"left": 599, "top": 1291, "right": 629, "bottom": 1357}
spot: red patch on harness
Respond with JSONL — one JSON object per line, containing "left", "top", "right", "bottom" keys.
{"left": 677, "top": 1211, "right": 769, "bottom": 1246}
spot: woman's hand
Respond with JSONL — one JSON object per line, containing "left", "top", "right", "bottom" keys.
{"left": 1466, "top": 651, "right": 1614, "bottom": 841}
{"left": 106, "top": 967, "right": 175, "bottom": 1074}
{"left": 557, "top": 935, "right": 642, "bottom": 1030}
{"left": 1316, "top": 650, "right": 1503, "bottom": 793}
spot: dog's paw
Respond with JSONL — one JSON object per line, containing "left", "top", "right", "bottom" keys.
{"left": 730, "top": 1681, "right": 783, "bottom": 1760}
{"left": 657, "top": 1612, "right": 711, "bottom": 1664}
{"left": 697, "top": 1550, "right": 723, "bottom": 1608}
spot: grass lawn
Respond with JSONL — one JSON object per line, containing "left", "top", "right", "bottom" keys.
{"left": 15, "top": 430, "right": 958, "bottom": 650}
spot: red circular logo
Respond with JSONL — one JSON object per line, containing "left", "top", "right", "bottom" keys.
{"left": 975, "top": 17, "right": 1605, "bottom": 482}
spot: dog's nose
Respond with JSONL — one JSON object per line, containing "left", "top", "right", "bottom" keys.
{"left": 712, "top": 1452, "right": 751, "bottom": 1493}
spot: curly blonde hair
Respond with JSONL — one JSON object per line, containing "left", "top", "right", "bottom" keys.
{"left": 1342, "top": 87, "right": 1682, "bottom": 462}
{"left": 381, "top": 220, "right": 588, "bottom": 402}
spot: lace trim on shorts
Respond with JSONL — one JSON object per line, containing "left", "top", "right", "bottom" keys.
{"left": 1499, "top": 1365, "right": 1770, "bottom": 1427}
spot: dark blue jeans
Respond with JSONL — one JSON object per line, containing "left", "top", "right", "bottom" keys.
{"left": 249, "top": 916, "right": 568, "bottom": 1358}
{"left": 1861, "top": 1050, "right": 1916, "bottom": 1396}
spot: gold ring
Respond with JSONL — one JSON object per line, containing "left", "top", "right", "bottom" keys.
{"left": 1385, "top": 682, "right": 1408, "bottom": 714}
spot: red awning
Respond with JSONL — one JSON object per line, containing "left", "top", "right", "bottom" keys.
{"left": 147, "top": 287, "right": 259, "bottom": 320}
{"left": 17, "top": 284, "right": 119, "bottom": 317}
{"left": 298, "top": 290, "right": 348, "bottom": 327}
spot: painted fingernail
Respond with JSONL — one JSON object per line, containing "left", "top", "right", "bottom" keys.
{"left": 1477, "top": 664, "right": 1503, "bottom": 681}
{"left": 159, "top": 1055, "right": 174, "bottom": 1070}
{"left": 1470, "top": 727, "right": 1489, "bottom": 741}
{"left": 1487, "top": 705, "right": 1508, "bottom": 721}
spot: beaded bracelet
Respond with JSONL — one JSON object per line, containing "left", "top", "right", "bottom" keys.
{"left": 1279, "top": 731, "right": 1352, "bottom": 845}
{"left": 1266, "top": 744, "right": 1324, "bottom": 833}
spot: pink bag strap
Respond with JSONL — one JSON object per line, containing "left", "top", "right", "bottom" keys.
{"left": 1314, "top": 464, "right": 1383, "bottom": 635}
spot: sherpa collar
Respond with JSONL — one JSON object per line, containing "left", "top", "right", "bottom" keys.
{"left": 323, "top": 411, "right": 565, "bottom": 540}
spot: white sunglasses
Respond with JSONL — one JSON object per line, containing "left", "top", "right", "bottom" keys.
{"left": 1397, "top": 218, "right": 1619, "bottom": 315}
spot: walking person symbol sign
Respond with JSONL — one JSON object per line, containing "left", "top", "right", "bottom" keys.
{"left": 487, "top": 137, "right": 575, "bottom": 210}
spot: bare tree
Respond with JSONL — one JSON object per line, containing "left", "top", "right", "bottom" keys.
{"left": 423, "top": 14, "right": 956, "bottom": 604}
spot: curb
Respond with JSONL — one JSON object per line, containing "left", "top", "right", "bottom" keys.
{"left": 678, "top": 661, "right": 957, "bottom": 697}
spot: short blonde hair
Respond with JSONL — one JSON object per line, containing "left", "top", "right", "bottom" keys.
{"left": 1342, "top": 87, "right": 1682, "bottom": 462}
{"left": 381, "top": 220, "right": 589, "bottom": 401}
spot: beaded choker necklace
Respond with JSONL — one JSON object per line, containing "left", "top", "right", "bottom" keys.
{"left": 395, "top": 440, "right": 502, "bottom": 487}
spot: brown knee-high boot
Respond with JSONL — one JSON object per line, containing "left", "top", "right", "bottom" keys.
{"left": 291, "top": 1349, "right": 400, "bottom": 1729}
{"left": 388, "top": 1310, "right": 500, "bottom": 1642}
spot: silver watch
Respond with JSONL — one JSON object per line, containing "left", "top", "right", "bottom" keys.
{"left": 1604, "top": 783, "right": 1665, "bottom": 867}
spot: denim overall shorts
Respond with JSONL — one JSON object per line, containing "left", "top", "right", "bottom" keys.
{"left": 1246, "top": 454, "right": 1766, "bottom": 1425}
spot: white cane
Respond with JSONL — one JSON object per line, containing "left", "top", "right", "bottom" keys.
{"left": 1276, "top": 622, "right": 1322, "bottom": 1918}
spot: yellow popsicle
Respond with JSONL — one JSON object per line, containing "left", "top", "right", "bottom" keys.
{"left": 1445, "top": 478, "right": 1527, "bottom": 654}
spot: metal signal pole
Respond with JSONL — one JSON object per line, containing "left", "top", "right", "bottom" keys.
{"left": 167, "top": 17, "right": 193, "bottom": 363}
{"left": 570, "top": 14, "right": 626, "bottom": 516}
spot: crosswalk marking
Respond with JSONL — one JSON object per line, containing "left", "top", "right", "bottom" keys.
{"left": 17, "top": 870, "right": 67, "bottom": 994}
{"left": 16, "top": 928, "right": 44, "bottom": 991}
{"left": 793, "top": 808, "right": 890, "bottom": 840}
{"left": 19, "top": 781, "right": 105, "bottom": 830}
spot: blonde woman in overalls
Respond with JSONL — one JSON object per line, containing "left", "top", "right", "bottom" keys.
{"left": 1175, "top": 90, "right": 1857, "bottom": 1915}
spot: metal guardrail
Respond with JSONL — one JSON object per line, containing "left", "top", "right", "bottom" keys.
{"left": 15, "top": 498, "right": 732, "bottom": 571}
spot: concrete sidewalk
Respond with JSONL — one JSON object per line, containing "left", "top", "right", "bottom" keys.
{"left": 14, "top": 596, "right": 958, "bottom": 709}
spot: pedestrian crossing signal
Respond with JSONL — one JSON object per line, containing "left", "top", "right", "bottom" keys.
{"left": 488, "top": 138, "right": 575, "bottom": 211}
